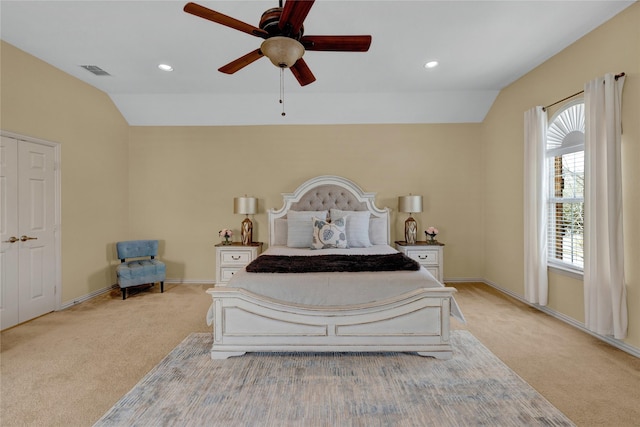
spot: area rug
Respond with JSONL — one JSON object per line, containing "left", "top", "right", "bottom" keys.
{"left": 94, "top": 331, "right": 574, "bottom": 426}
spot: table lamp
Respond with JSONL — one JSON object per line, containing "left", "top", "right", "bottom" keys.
{"left": 398, "top": 194, "right": 423, "bottom": 244}
{"left": 234, "top": 196, "right": 257, "bottom": 245}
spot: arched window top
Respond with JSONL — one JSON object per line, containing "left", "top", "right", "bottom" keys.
{"left": 547, "top": 101, "right": 584, "bottom": 156}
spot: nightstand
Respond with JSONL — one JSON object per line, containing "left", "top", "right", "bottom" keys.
{"left": 215, "top": 242, "right": 262, "bottom": 286}
{"left": 395, "top": 241, "right": 444, "bottom": 283}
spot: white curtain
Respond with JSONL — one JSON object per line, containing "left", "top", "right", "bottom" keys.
{"left": 584, "top": 73, "right": 627, "bottom": 339}
{"left": 524, "top": 106, "right": 548, "bottom": 305}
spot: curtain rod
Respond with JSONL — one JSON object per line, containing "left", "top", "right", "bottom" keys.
{"left": 542, "top": 72, "right": 625, "bottom": 111}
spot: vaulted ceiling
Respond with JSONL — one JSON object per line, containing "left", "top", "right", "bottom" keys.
{"left": 1, "top": 1, "right": 635, "bottom": 126}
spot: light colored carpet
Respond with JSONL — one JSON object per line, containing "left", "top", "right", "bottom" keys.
{"left": 94, "top": 331, "right": 574, "bottom": 427}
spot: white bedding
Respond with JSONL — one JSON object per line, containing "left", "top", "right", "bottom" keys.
{"left": 225, "top": 245, "right": 464, "bottom": 321}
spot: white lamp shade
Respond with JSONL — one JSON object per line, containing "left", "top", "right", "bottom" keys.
{"left": 398, "top": 195, "right": 423, "bottom": 214}
{"left": 234, "top": 197, "right": 257, "bottom": 215}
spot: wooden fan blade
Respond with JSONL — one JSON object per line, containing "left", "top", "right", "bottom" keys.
{"left": 218, "top": 49, "right": 264, "bottom": 74}
{"left": 290, "top": 58, "right": 316, "bottom": 86}
{"left": 301, "top": 35, "right": 372, "bottom": 52}
{"left": 279, "top": 0, "right": 315, "bottom": 35}
{"left": 184, "top": 2, "right": 268, "bottom": 39}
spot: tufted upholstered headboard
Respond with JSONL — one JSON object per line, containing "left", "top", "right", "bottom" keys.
{"left": 289, "top": 184, "right": 368, "bottom": 212}
{"left": 268, "top": 176, "right": 390, "bottom": 246}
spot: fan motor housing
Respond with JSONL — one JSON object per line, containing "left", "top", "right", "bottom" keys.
{"left": 260, "top": 7, "right": 303, "bottom": 39}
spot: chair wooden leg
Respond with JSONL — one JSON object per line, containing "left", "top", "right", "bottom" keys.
{"left": 122, "top": 288, "right": 127, "bottom": 300}
{"left": 161, "top": 281, "right": 164, "bottom": 293}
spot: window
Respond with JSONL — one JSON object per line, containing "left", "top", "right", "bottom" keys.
{"left": 546, "top": 101, "right": 584, "bottom": 271}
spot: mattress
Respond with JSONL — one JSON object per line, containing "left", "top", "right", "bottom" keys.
{"left": 226, "top": 245, "right": 464, "bottom": 321}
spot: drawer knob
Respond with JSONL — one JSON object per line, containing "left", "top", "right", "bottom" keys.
{"left": 232, "top": 255, "right": 241, "bottom": 260}
{"left": 418, "top": 255, "right": 428, "bottom": 259}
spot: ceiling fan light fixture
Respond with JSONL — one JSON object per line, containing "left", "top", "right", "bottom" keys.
{"left": 424, "top": 60, "right": 439, "bottom": 69}
{"left": 261, "top": 36, "right": 304, "bottom": 68}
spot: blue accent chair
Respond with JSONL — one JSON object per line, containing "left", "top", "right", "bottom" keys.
{"left": 116, "top": 240, "right": 165, "bottom": 300}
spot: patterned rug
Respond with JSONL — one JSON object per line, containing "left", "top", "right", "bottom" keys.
{"left": 94, "top": 331, "right": 574, "bottom": 426}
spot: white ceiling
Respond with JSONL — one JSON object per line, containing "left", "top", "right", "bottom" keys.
{"left": 1, "top": 0, "right": 635, "bottom": 126}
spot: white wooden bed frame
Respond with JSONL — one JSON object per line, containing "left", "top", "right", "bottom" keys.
{"left": 206, "top": 176, "right": 457, "bottom": 359}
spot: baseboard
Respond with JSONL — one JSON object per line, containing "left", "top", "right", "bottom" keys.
{"left": 165, "top": 278, "right": 215, "bottom": 285}
{"left": 59, "top": 280, "right": 214, "bottom": 310}
{"left": 59, "top": 284, "right": 119, "bottom": 310}
{"left": 480, "top": 279, "right": 640, "bottom": 359}
{"left": 444, "top": 277, "right": 485, "bottom": 284}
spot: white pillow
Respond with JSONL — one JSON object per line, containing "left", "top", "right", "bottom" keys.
{"left": 369, "top": 217, "right": 388, "bottom": 245}
{"left": 273, "top": 218, "right": 288, "bottom": 246}
{"left": 311, "top": 216, "right": 348, "bottom": 249}
{"left": 330, "top": 209, "right": 372, "bottom": 247}
{"left": 286, "top": 210, "right": 328, "bottom": 248}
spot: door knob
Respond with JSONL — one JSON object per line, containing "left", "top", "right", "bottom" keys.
{"left": 4, "top": 236, "right": 19, "bottom": 243}
{"left": 20, "top": 235, "right": 38, "bottom": 242}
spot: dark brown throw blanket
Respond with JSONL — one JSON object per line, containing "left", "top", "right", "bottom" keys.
{"left": 245, "top": 253, "right": 420, "bottom": 273}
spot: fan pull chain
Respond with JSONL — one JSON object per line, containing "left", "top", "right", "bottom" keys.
{"left": 279, "top": 68, "right": 286, "bottom": 116}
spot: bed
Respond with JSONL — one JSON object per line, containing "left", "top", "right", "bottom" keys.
{"left": 206, "top": 175, "right": 463, "bottom": 359}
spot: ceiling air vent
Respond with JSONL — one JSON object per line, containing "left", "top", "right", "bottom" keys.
{"left": 80, "top": 65, "right": 111, "bottom": 76}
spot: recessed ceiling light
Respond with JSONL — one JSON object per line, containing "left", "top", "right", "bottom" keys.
{"left": 158, "top": 64, "right": 173, "bottom": 72}
{"left": 424, "top": 61, "right": 439, "bottom": 69}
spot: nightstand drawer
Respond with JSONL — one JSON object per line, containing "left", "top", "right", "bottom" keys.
{"left": 426, "top": 266, "right": 439, "bottom": 279}
{"left": 395, "top": 241, "right": 444, "bottom": 283}
{"left": 406, "top": 249, "right": 439, "bottom": 265}
{"left": 220, "top": 267, "right": 243, "bottom": 282}
{"left": 215, "top": 242, "right": 263, "bottom": 286}
{"left": 221, "top": 250, "right": 252, "bottom": 265}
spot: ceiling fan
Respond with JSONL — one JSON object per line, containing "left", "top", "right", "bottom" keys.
{"left": 183, "top": 1, "right": 372, "bottom": 86}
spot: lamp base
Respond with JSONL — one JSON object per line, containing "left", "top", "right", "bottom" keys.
{"left": 405, "top": 216, "right": 417, "bottom": 244}
{"left": 241, "top": 217, "right": 253, "bottom": 245}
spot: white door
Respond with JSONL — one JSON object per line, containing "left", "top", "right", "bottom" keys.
{"left": 1, "top": 135, "right": 57, "bottom": 330}
{"left": 1, "top": 136, "right": 20, "bottom": 328}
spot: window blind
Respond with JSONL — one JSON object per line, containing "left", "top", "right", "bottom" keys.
{"left": 547, "top": 149, "right": 584, "bottom": 269}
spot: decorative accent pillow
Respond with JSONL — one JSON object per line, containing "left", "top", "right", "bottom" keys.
{"left": 287, "top": 210, "right": 328, "bottom": 248}
{"left": 330, "top": 209, "right": 372, "bottom": 247}
{"left": 311, "top": 216, "right": 348, "bottom": 249}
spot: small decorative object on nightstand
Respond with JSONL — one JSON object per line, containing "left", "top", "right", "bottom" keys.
{"left": 215, "top": 242, "right": 262, "bottom": 286}
{"left": 398, "top": 194, "right": 423, "bottom": 244}
{"left": 219, "top": 228, "right": 233, "bottom": 245}
{"left": 425, "top": 226, "right": 439, "bottom": 244}
{"left": 234, "top": 196, "right": 257, "bottom": 245}
{"left": 395, "top": 240, "right": 445, "bottom": 283}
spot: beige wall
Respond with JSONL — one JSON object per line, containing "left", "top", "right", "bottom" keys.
{"left": 128, "top": 124, "right": 484, "bottom": 281}
{"left": 481, "top": 3, "right": 639, "bottom": 348}
{"left": 1, "top": 41, "right": 131, "bottom": 303}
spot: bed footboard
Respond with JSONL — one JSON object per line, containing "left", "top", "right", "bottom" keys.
{"left": 206, "top": 287, "right": 457, "bottom": 360}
